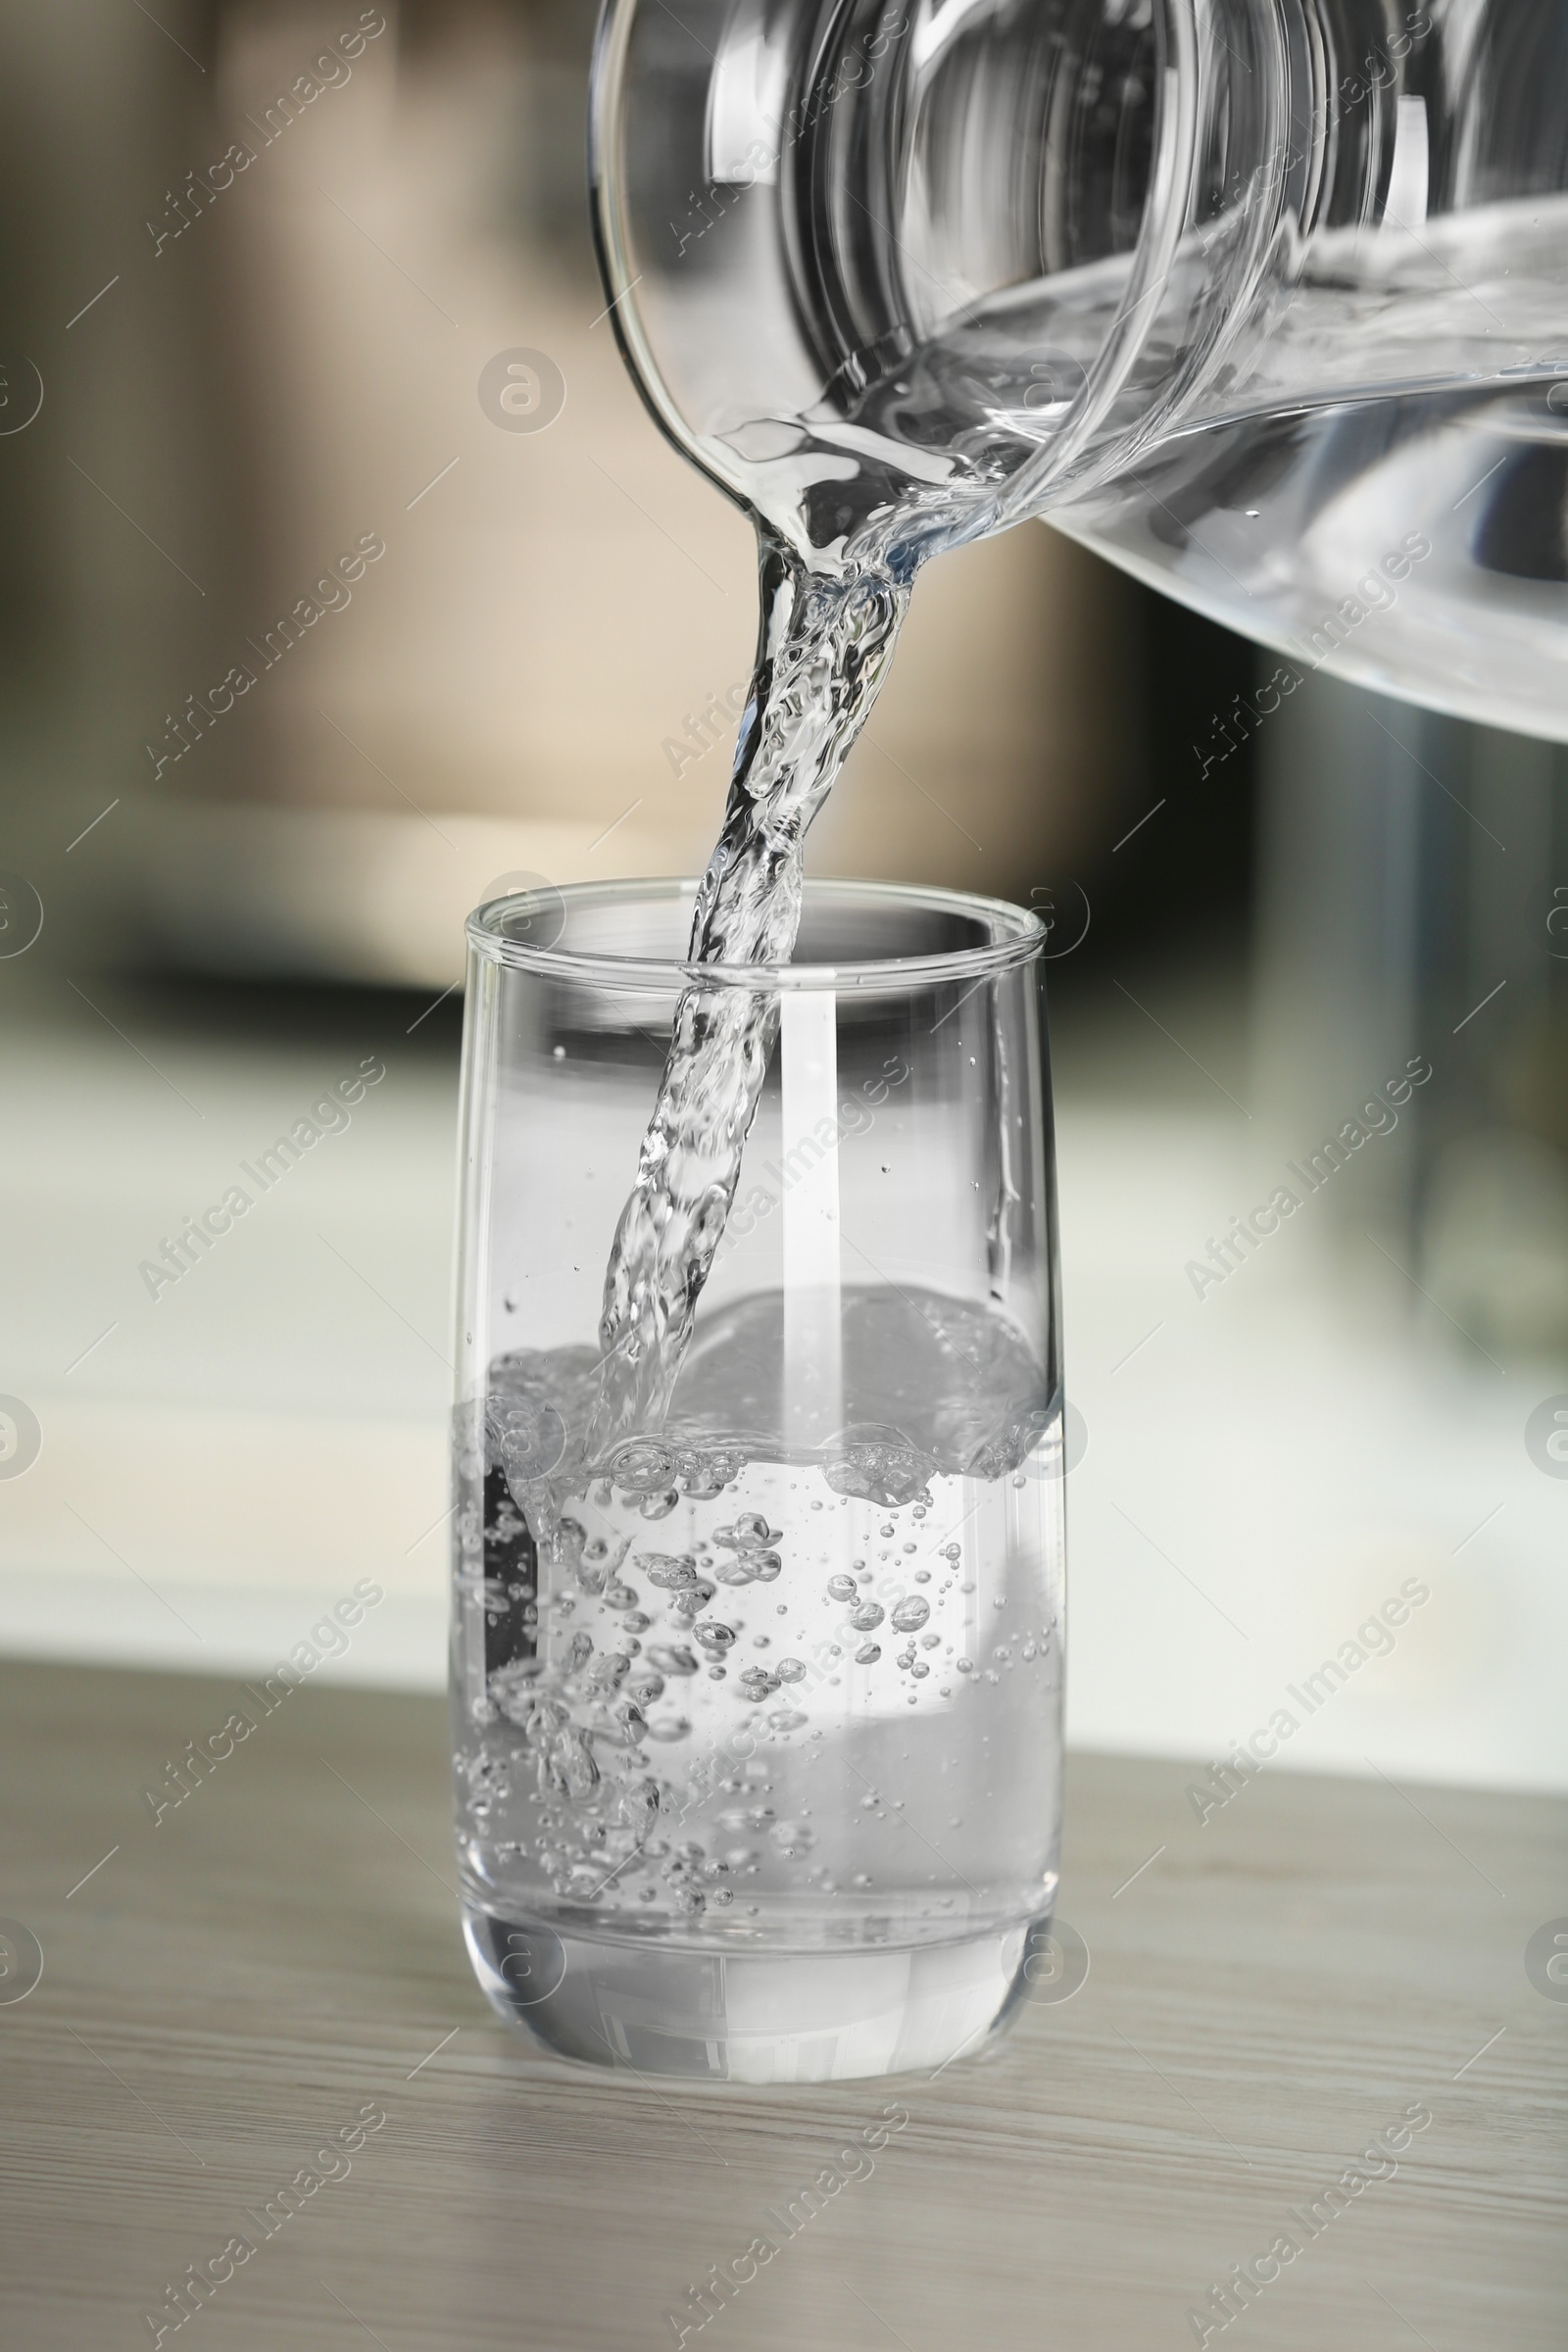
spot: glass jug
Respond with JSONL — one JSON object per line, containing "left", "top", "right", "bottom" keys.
{"left": 591, "top": 0, "right": 1568, "bottom": 739}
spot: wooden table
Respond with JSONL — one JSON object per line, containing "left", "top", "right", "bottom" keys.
{"left": 1, "top": 1660, "right": 1562, "bottom": 2349}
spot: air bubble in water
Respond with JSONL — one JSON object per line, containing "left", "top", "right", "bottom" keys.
{"left": 621, "top": 1778, "right": 661, "bottom": 1836}
{"left": 669, "top": 1580, "right": 717, "bottom": 1619}
{"left": 641, "top": 1554, "right": 700, "bottom": 1590}
{"left": 891, "top": 1595, "right": 930, "bottom": 1632}
{"left": 647, "top": 1644, "right": 699, "bottom": 1676}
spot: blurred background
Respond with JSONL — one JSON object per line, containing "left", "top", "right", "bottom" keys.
{"left": 1, "top": 0, "right": 1564, "bottom": 1794}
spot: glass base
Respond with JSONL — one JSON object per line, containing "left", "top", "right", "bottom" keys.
{"left": 463, "top": 1904, "right": 1044, "bottom": 2082}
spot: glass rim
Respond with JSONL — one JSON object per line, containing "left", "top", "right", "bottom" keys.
{"left": 466, "top": 875, "right": 1046, "bottom": 991}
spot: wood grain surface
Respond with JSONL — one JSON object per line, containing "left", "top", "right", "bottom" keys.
{"left": 0, "top": 1659, "right": 1562, "bottom": 2351}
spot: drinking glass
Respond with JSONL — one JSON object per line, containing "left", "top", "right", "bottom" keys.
{"left": 452, "top": 877, "right": 1065, "bottom": 2081}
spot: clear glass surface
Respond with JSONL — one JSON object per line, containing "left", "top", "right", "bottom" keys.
{"left": 451, "top": 879, "right": 1064, "bottom": 2081}
{"left": 591, "top": 0, "right": 1568, "bottom": 737}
